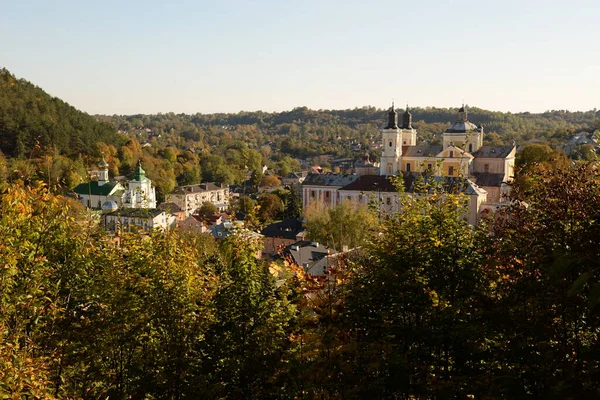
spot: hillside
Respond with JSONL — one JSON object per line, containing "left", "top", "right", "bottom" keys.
{"left": 100, "top": 105, "right": 600, "bottom": 157}
{"left": 0, "top": 68, "right": 124, "bottom": 158}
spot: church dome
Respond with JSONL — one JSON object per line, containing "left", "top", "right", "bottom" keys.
{"left": 102, "top": 200, "right": 119, "bottom": 213}
{"left": 445, "top": 105, "right": 479, "bottom": 133}
{"left": 445, "top": 120, "right": 479, "bottom": 133}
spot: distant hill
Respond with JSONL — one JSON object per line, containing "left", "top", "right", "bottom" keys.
{"left": 0, "top": 68, "right": 123, "bottom": 158}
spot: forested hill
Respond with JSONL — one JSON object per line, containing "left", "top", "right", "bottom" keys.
{"left": 0, "top": 68, "right": 123, "bottom": 158}
{"left": 100, "top": 104, "right": 600, "bottom": 152}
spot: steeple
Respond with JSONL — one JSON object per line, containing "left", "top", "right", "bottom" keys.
{"left": 385, "top": 102, "right": 399, "bottom": 129}
{"left": 97, "top": 157, "right": 109, "bottom": 186}
{"left": 402, "top": 104, "right": 412, "bottom": 129}
{"left": 134, "top": 160, "right": 146, "bottom": 181}
{"left": 458, "top": 103, "right": 468, "bottom": 122}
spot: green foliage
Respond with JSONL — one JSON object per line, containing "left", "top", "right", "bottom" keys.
{"left": 304, "top": 200, "right": 377, "bottom": 250}
{"left": 0, "top": 68, "right": 124, "bottom": 158}
{"left": 343, "top": 185, "right": 488, "bottom": 397}
{"left": 257, "top": 193, "right": 284, "bottom": 223}
{"left": 200, "top": 234, "right": 296, "bottom": 398}
{"left": 482, "top": 163, "right": 600, "bottom": 396}
{"left": 197, "top": 201, "right": 218, "bottom": 216}
{"left": 260, "top": 175, "right": 282, "bottom": 187}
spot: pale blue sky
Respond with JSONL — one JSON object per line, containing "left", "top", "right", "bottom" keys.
{"left": 2, "top": 0, "right": 599, "bottom": 115}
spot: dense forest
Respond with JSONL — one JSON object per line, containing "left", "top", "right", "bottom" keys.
{"left": 2, "top": 159, "right": 600, "bottom": 398}
{"left": 1, "top": 68, "right": 598, "bottom": 204}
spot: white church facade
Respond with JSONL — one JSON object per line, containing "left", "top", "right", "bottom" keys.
{"left": 73, "top": 159, "right": 157, "bottom": 211}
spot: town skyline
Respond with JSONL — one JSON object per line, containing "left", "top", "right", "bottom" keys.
{"left": 2, "top": 0, "right": 599, "bottom": 115}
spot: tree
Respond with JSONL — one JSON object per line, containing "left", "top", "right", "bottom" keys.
{"left": 571, "top": 143, "right": 597, "bottom": 161}
{"left": 283, "top": 188, "right": 302, "bottom": 220}
{"left": 199, "top": 234, "right": 295, "bottom": 398}
{"left": 197, "top": 201, "right": 218, "bottom": 216}
{"left": 304, "top": 200, "right": 377, "bottom": 251}
{"left": 516, "top": 144, "right": 559, "bottom": 166}
{"left": 260, "top": 175, "right": 281, "bottom": 187}
{"left": 343, "top": 183, "right": 489, "bottom": 398}
{"left": 482, "top": 162, "right": 600, "bottom": 397}
{"left": 257, "top": 193, "right": 284, "bottom": 223}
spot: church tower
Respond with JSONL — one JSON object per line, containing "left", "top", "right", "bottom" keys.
{"left": 380, "top": 103, "right": 402, "bottom": 176}
{"left": 98, "top": 157, "right": 109, "bottom": 186}
{"left": 442, "top": 105, "right": 484, "bottom": 153}
{"left": 400, "top": 105, "right": 417, "bottom": 146}
{"left": 124, "top": 161, "right": 157, "bottom": 208}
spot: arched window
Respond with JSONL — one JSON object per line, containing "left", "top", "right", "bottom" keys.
{"left": 389, "top": 140, "right": 392, "bottom": 147}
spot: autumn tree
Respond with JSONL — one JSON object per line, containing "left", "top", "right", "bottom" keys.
{"left": 198, "top": 233, "right": 296, "bottom": 398}
{"left": 342, "top": 179, "right": 490, "bottom": 398}
{"left": 304, "top": 200, "right": 377, "bottom": 251}
{"left": 482, "top": 162, "right": 600, "bottom": 397}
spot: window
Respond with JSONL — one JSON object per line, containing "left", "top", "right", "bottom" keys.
{"left": 389, "top": 140, "right": 393, "bottom": 147}
{"left": 449, "top": 150, "right": 454, "bottom": 158}
{"left": 427, "top": 163, "right": 433, "bottom": 171}
{"left": 311, "top": 190, "right": 316, "bottom": 198}
{"left": 484, "top": 164, "right": 490, "bottom": 173}
{"left": 448, "top": 166, "right": 454, "bottom": 176}
{"left": 406, "top": 163, "right": 411, "bottom": 172}
{"left": 386, "top": 197, "right": 391, "bottom": 205}
{"left": 387, "top": 164, "right": 392, "bottom": 174}
{"left": 403, "top": 140, "right": 407, "bottom": 145}
{"left": 325, "top": 191, "right": 330, "bottom": 198}
{"left": 469, "top": 143, "right": 473, "bottom": 152}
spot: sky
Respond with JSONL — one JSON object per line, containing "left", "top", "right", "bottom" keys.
{"left": 1, "top": 0, "right": 599, "bottom": 115}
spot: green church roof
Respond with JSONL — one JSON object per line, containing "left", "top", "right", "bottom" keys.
{"left": 134, "top": 161, "right": 146, "bottom": 181}
{"left": 73, "top": 181, "right": 119, "bottom": 196}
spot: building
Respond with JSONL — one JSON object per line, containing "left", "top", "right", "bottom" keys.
{"left": 261, "top": 218, "right": 305, "bottom": 257}
{"left": 302, "top": 173, "right": 359, "bottom": 209}
{"left": 166, "top": 183, "right": 230, "bottom": 217}
{"left": 122, "top": 162, "right": 157, "bottom": 209}
{"left": 103, "top": 208, "right": 176, "bottom": 234}
{"left": 302, "top": 104, "right": 516, "bottom": 224}
{"left": 73, "top": 159, "right": 156, "bottom": 210}
{"left": 282, "top": 241, "right": 336, "bottom": 276}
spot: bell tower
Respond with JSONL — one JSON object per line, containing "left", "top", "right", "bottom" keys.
{"left": 400, "top": 104, "right": 417, "bottom": 146}
{"left": 380, "top": 103, "right": 402, "bottom": 176}
{"left": 98, "top": 157, "right": 109, "bottom": 186}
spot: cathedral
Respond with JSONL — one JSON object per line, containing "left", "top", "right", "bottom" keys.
{"left": 378, "top": 103, "right": 515, "bottom": 203}
{"left": 73, "top": 159, "right": 157, "bottom": 210}
{"left": 302, "top": 104, "right": 516, "bottom": 225}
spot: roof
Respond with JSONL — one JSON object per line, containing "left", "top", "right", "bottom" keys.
{"left": 133, "top": 162, "right": 146, "bottom": 181}
{"left": 171, "top": 182, "right": 226, "bottom": 195}
{"left": 302, "top": 173, "right": 359, "bottom": 187}
{"left": 402, "top": 145, "right": 443, "bottom": 157}
{"left": 158, "top": 202, "right": 183, "bottom": 212}
{"left": 471, "top": 172, "right": 506, "bottom": 187}
{"left": 340, "top": 175, "right": 398, "bottom": 193}
{"left": 445, "top": 120, "right": 480, "bottom": 133}
{"left": 73, "top": 181, "right": 120, "bottom": 196}
{"left": 105, "top": 208, "right": 164, "bottom": 218}
{"left": 473, "top": 145, "right": 515, "bottom": 158}
{"left": 283, "top": 240, "right": 334, "bottom": 268}
{"left": 261, "top": 218, "right": 304, "bottom": 239}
